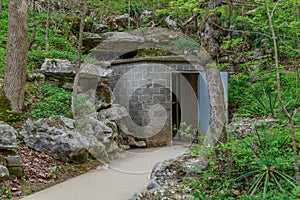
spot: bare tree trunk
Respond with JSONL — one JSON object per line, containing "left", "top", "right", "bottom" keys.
{"left": 72, "top": 0, "right": 87, "bottom": 117}
{"left": 199, "top": 0, "right": 227, "bottom": 172}
{"left": 4, "top": 0, "right": 28, "bottom": 112}
{"left": 265, "top": 0, "right": 300, "bottom": 196}
{"left": 45, "top": 0, "right": 50, "bottom": 51}
{"left": 76, "top": 0, "right": 87, "bottom": 67}
{"left": 128, "top": 0, "right": 131, "bottom": 27}
{"left": 28, "top": 0, "right": 37, "bottom": 50}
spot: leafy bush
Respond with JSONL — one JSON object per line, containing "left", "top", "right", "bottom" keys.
{"left": 30, "top": 84, "right": 72, "bottom": 119}
{"left": 230, "top": 70, "right": 299, "bottom": 118}
{"left": 238, "top": 82, "right": 279, "bottom": 117}
{"left": 187, "top": 123, "right": 297, "bottom": 199}
{"left": 231, "top": 125, "right": 296, "bottom": 199}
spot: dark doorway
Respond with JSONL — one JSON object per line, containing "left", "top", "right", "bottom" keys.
{"left": 172, "top": 72, "right": 199, "bottom": 141}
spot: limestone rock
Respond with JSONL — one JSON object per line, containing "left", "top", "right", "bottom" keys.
{"left": 80, "top": 63, "right": 113, "bottom": 78}
{"left": 164, "top": 16, "right": 177, "bottom": 30}
{"left": 130, "top": 154, "right": 207, "bottom": 199}
{"left": 128, "top": 136, "right": 146, "bottom": 148}
{"left": 5, "top": 155, "right": 23, "bottom": 167}
{"left": 82, "top": 32, "right": 103, "bottom": 53}
{"left": 7, "top": 166, "right": 24, "bottom": 178}
{"left": 101, "top": 32, "right": 145, "bottom": 42}
{"left": 139, "top": 10, "right": 154, "bottom": 25}
{"left": 0, "top": 165, "right": 9, "bottom": 181}
{"left": 0, "top": 121, "right": 18, "bottom": 149}
{"left": 148, "top": 155, "right": 207, "bottom": 189}
{"left": 26, "top": 72, "right": 45, "bottom": 82}
{"left": 92, "top": 24, "right": 108, "bottom": 34}
{"left": 20, "top": 116, "right": 101, "bottom": 162}
{"left": 112, "top": 14, "right": 135, "bottom": 30}
{"left": 41, "top": 58, "right": 75, "bottom": 77}
{"left": 76, "top": 116, "right": 121, "bottom": 159}
{"left": 98, "top": 104, "right": 128, "bottom": 121}
{"left": 96, "top": 82, "right": 115, "bottom": 111}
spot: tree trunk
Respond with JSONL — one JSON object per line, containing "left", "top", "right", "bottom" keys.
{"left": 28, "top": 0, "right": 37, "bottom": 50}
{"left": 199, "top": 2, "right": 227, "bottom": 172}
{"left": 4, "top": 0, "right": 28, "bottom": 112}
{"left": 76, "top": 0, "right": 87, "bottom": 67}
{"left": 45, "top": 0, "right": 50, "bottom": 51}
{"left": 200, "top": 10, "right": 226, "bottom": 145}
{"left": 72, "top": 0, "right": 87, "bottom": 117}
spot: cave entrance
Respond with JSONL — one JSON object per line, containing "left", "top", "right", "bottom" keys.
{"left": 172, "top": 72, "right": 199, "bottom": 142}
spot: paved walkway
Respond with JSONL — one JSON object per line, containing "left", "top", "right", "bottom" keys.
{"left": 21, "top": 141, "right": 189, "bottom": 200}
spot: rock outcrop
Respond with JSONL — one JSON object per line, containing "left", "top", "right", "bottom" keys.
{"left": 41, "top": 58, "right": 75, "bottom": 77}
{"left": 20, "top": 116, "right": 107, "bottom": 162}
{"left": 0, "top": 122, "right": 18, "bottom": 149}
{"left": 0, "top": 165, "right": 9, "bottom": 181}
{"left": 98, "top": 104, "right": 128, "bottom": 121}
{"left": 0, "top": 122, "right": 25, "bottom": 178}
{"left": 139, "top": 10, "right": 154, "bottom": 25}
{"left": 129, "top": 154, "right": 207, "bottom": 200}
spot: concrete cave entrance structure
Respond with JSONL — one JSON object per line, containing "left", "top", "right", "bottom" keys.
{"left": 86, "top": 28, "right": 228, "bottom": 147}
{"left": 102, "top": 57, "right": 228, "bottom": 147}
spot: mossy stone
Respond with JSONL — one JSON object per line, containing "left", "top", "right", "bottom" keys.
{"left": 8, "top": 166, "right": 25, "bottom": 178}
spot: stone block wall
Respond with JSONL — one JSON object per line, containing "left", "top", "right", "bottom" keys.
{"left": 105, "top": 56, "right": 203, "bottom": 147}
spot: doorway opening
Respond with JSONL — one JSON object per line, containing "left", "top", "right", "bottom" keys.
{"left": 172, "top": 72, "right": 199, "bottom": 142}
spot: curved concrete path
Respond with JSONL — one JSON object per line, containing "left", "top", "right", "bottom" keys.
{"left": 21, "top": 141, "right": 189, "bottom": 200}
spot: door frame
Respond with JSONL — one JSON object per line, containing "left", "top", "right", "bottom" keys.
{"left": 171, "top": 71, "right": 200, "bottom": 142}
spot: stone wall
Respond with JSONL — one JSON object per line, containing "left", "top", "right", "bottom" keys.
{"left": 105, "top": 56, "right": 203, "bottom": 147}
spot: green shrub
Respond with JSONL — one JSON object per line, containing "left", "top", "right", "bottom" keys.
{"left": 30, "top": 84, "right": 72, "bottom": 119}
{"left": 230, "top": 70, "right": 299, "bottom": 118}
{"left": 186, "top": 123, "right": 297, "bottom": 199}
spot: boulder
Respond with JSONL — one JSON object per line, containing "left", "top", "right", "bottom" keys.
{"left": 76, "top": 116, "right": 121, "bottom": 160}
{"left": 79, "top": 63, "right": 113, "bottom": 78}
{"left": 91, "top": 32, "right": 145, "bottom": 60}
{"left": 164, "top": 16, "right": 177, "bottom": 30}
{"left": 0, "top": 150, "right": 25, "bottom": 178}
{"left": 228, "top": 116, "right": 279, "bottom": 136}
{"left": 100, "top": 32, "right": 145, "bottom": 42}
{"left": 92, "top": 24, "right": 109, "bottom": 34}
{"left": 20, "top": 116, "right": 106, "bottom": 162}
{"left": 74, "top": 63, "right": 114, "bottom": 114}
{"left": 129, "top": 154, "right": 207, "bottom": 200}
{"left": 98, "top": 104, "right": 128, "bottom": 121}
{"left": 0, "top": 121, "right": 18, "bottom": 149}
{"left": 82, "top": 32, "right": 103, "bottom": 53}
{"left": 95, "top": 82, "right": 115, "bottom": 111}
{"left": 5, "top": 155, "right": 23, "bottom": 167}
{"left": 26, "top": 72, "right": 45, "bottom": 82}
{"left": 112, "top": 14, "right": 135, "bottom": 30}
{"left": 148, "top": 154, "right": 207, "bottom": 190}
{"left": 40, "top": 58, "right": 75, "bottom": 78}
{"left": 139, "top": 10, "right": 154, "bottom": 25}
{"left": 128, "top": 136, "right": 146, "bottom": 148}
{"left": 0, "top": 165, "right": 9, "bottom": 181}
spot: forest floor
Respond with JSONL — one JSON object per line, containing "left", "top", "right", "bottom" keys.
{"left": 0, "top": 144, "right": 101, "bottom": 199}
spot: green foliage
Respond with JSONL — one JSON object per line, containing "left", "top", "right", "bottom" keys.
{"left": 238, "top": 82, "right": 279, "bottom": 117}
{"left": 0, "top": 94, "right": 27, "bottom": 122}
{"left": 229, "top": 69, "right": 299, "bottom": 118}
{"left": 231, "top": 126, "right": 296, "bottom": 199}
{"left": 0, "top": 186, "right": 12, "bottom": 199}
{"left": 186, "top": 123, "right": 297, "bottom": 199}
{"left": 29, "top": 84, "right": 71, "bottom": 119}
{"left": 0, "top": 1, "right": 78, "bottom": 75}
